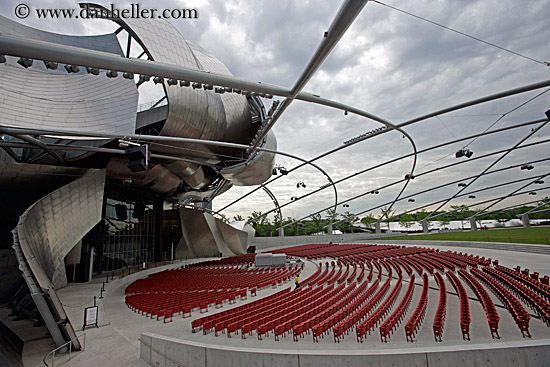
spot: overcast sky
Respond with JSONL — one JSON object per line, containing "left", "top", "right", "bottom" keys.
{"left": 2, "top": 0, "right": 549, "bottom": 223}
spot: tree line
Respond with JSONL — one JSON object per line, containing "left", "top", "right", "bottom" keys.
{"left": 219, "top": 198, "right": 550, "bottom": 237}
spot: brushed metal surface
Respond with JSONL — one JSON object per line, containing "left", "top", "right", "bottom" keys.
{"left": 220, "top": 130, "right": 277, "bottom": 186}
{"left": 16, "top": 169, "right": 105, "bottom": 289}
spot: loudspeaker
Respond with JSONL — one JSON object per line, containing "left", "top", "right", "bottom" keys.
{"left": 133, "top": 203, "right": 145, "bottom": 219}
{"left": 115, "top": 204, "right": 128, "bottom": 221}
{"left": 126, "top": 145, "right": 150, "bottom": 172}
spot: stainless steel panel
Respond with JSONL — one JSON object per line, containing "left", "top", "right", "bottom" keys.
{"left": 220, "top": 130, "right": 277, "bottom": 186}
{"left": 16, "top": 169, "right": 105, "bottom": 289}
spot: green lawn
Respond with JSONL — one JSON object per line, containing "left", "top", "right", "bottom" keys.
{"left": 370, "top": 226, "right": 550, "bottom": 245}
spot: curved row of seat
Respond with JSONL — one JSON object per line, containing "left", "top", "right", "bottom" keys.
{"left": 459, "top": 269, "right": 500, "bottom": 339}
{"left": 380, "top": 274, "right": 415, "bottom": 342}
{"left": 485, "top": 266, "right": 550, "bottom": 327}
{"left": 433, "top": 272, "right": 447, "bottom": 342}
{"left": 494, "top": 265, "right": 550, "bottom": 302}
{"left": 122, "top": 243, "right": 550, "bottom": 344}
{"left": 125, "top": 263, "right": 301, "bottom": 319}
{"left": 471, "top": 267, "right": 531, "bottom": 338}
{"left": 127, "top": 264, "right": 298, "bottom": 294}
{"left": 331, "top": 278, "right": 381, "bottom": 342}
{"left": 446, "top": 270, "right": 471, "bottom": 340}
{"left": 356, "top": 275, "right": 403, "bottom": 342}
{"left": 405, "top": 273, "right": 429, "bottom": 341}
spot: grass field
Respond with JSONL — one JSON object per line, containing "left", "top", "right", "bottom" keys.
{"left": 370, "top": 226, "right": 550, "bottom": 245}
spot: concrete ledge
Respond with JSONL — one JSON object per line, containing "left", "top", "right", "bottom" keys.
{"left": 141, "top": 332, "right": 550, "bottom": 367}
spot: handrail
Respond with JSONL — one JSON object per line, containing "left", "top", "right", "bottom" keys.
{"left": 43, "top": 332, "right": 86, "bottom": 367}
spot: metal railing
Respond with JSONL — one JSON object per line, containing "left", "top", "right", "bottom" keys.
{"left": 43, "top": 332, "right": 86, "bottom": 367}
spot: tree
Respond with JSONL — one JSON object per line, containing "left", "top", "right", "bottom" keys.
{"left": 232, "top": 214, "right": 244, "bottom": 222}
{"left": 379, "top": 206, "right": 395, "bottom": 221}
{"left": 247, "top": 211, "right": 271, "bottom": 237}
{"left": 218, "top": 214, "right": 230, "bottom": 224}
{"left": 399, "top": 213, "right": 415, "bottom": 230}
{"left": 361, "top": 213, "right": 377, "bottom": 229}
{"left": 310, "top": 213, "right": 324, "bottom": 234}
{"left": 338, "top": 211, "right": 359, "bottom": 233}
{"left": 325, "top": 208, "right": 337, "bottom": 222}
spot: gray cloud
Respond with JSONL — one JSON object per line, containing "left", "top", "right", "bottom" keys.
{"left": 2, "top": 0, "right": 549, "bottom": 221}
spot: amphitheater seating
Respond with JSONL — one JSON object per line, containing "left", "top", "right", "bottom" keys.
{"left": 459, "top": 269, "right": 500, "bottom": 339}
{"left": 405, "top": 273, "right": 429, "bottom": 342}
{"left": 356, "top": 275, "right": 402, "bottom": 342}
{"left": 122, "top": 243, "right": 550, "bottom": 345}
{"left": 446, "top": 270, "right": 471, "bottom": 340}
{"left": 432, "top": 272, "right": 447, "bottom": 342}
{"left": 380, "top": 274, "right": 415, "bottom": 342}
{"left": 472, "top": 267, "right": 531, "bottom": 337}
{"left": 485, "top": 266, "right": 550, "bottom": 327}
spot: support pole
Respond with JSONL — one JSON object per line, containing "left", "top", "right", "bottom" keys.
{"left": 521, "top": 213, "right": 530, "bottom": 228}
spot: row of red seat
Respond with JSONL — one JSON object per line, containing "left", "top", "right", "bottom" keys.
{"left": 432, "top": 272, "right": 447, "bottom": 342}
{"left": 405, "top": 273, "right": 429, "bottom": 341}
{"left": 126, "top": 264, "right": 298, "bottom": 294}
{"left": 191, "top": 287, "right": 293, "bottom": 334}
{"left": 356, "top": 275, "right": 403, "bottom": 342}
{"left": 471, "top": 267, "right": 531, "bottom": 338}
{"left": 292, "top": 281, "right": 367, "bottom": 341}
{"left": 331, "top": 277, "right": 392, "bottom": 343}
{"left": 495, "top": 265, "right": 550, "bottom": 302}
{"left": 484, "top": 267, "right": 550, "bottom": 327}
{"left": 332, "top": 279, "right": 381, "bottom": 342}
{"left": 459, "top": 269, "right": 500, "bottom": 339}
{"left": 446, "top": 270, "right": 471, "bottom": 340}
{"left": 380, "top": 274, "right": 415, "bottom": 342}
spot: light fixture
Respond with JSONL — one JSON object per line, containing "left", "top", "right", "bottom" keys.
{"left": 215, "top": 87, "right": 225, "bottom": 94}
{"left": 224, "top": 87, "right": 232, "bottom": 93}
{"left": 233, "top": 89, "right": 242, "bottom": 94}
{"left": 291, "top": 196, "right": 297, "bottom": 201}
{"left": 106, "top": 70, "right": 118, "bottom": 78}
{"left": 203, "top": 84, "right": 213, "bottom": 90}
{"left": 123, "top": 72, "right": 134, "bottom": 79}
{"left": 167, "top": 78, "right": 177, "bottom": 85}
{"left": 86, "top": 66, "right": 99, "bottom": 75}
{"left": 259, "top": 92, "right": 265, "bottom": 98}
{"left": 192, "top": 82, "right": 202, "bottom": 89}
{"left": 405, "top": 173, "right": 415, "bottom": 180}
{"left": 17, "top": 57, "right": 33, "bottom": 68}
{"left": 242, "top": 90, "right": 250, "bottom": 96}
{"left": 344, "top": 111, "right": 348, "bottom": 116}
{"left": 296, "top": 181, "right": 306, "bottom": 188}
{"left": 278, "top": 167, "right": 288, "bottom": 175}
{"left": 408, "top": 198, "right": 415, "bottom": 202}
{"left": 139, "top": 75, "right": 150, "bottom": 82}
{"left": 153, "top": 76, "right": 163, "bottom": 84}
{"left": 250, "top": 91, "right": 258, "bottom": 97}
{"left": 458, "top": 183, "right": 467, "bottom": 187}
{"left": 343, "top": 204, "right": 350, "bottom": 207}
{"left": 529, "top": 191, "right": 537, "bottom": 195}
{"left": 272, "top": 168, "right": 277, "bottom": 175}
{"left": 534, "top": 180, "right": 544, "bottom": 184}
{"left": 265, "top": 94, "right": 273, "bottom": 99}
{"left": 0, "top": 55, "right": 6, "bottom": 63}
{"left": 456, "top": 148, "right": 473, "bottom": 158}
{"left": 64, "top": 64, "right": 79, "bottom": 73}
{"left": 44, "top": 61, "right": 58, "bottom": 70}
{"left": 469, "top": 195, "right": 476, "bottom": 199}
{"left": 180, "top": 80, "right": 190, "bottom": 87}
{"left": 521, "top": 165, "right": 534, "bottom": 170}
